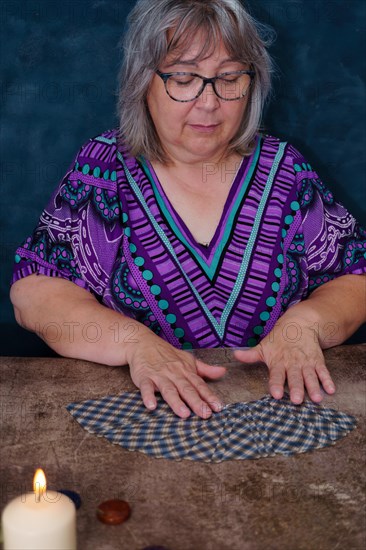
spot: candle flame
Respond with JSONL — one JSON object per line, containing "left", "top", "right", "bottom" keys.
{"left": 33, "top": 468, "right": 47, "bottom": 500}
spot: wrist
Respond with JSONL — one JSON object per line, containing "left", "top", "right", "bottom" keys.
{"left": 276, "top": 304, "right": 339, "bottom": 349}
{"left": 279, "top": 301, "right": 322, "bottom": 326}
{"left": 121, "top": 320, "right": 159, "bottom": 365}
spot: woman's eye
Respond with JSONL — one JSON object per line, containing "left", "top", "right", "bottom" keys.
{"left": 220, "top": 76, "right": 240, "bottom": 83}
{"left": 171, "top": 75, "right": 195, "bottom": 86}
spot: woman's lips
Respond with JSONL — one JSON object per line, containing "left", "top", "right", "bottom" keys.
{"left": 189, "top": 124, "right": 220, "bottom": 133}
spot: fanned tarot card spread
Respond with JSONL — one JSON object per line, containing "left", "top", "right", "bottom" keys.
{"left": 66, "top": 393, "right": 356, "bottom": 462}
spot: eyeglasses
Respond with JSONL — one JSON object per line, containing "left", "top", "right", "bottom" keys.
{"left": 156, "top": 69, "right": 255, "bottom": 102}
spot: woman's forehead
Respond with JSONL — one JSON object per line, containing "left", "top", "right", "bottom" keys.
{"left": 165, "top": 29, "right": 235, "bottom": 66}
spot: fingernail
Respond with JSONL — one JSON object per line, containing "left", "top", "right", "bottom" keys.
{"left": 146, "top": 400, "right": 156, "bottom": 410}
{"left": 180, "top": 406, "right": 190, "bottom": 415}
{"left": 293, "top": 393, "right": 302, "bottom": 403}
{"left": 201, "top": 404, "right": 212, "bottom": 417}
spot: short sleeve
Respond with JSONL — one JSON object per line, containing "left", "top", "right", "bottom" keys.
{"left": 290, "top": 147, "right": 366, "bottom": 295}
{"left": 11, "top": 133, "right": 124, "bottom": 300}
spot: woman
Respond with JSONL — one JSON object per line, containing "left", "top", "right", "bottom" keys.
{"left": 10, "top": 0, "right": 366, "bottom": 419}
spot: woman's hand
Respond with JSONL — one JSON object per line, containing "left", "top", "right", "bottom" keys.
{"left": 234, "top": 320, "right": 336, "bottom": 405}
{"left": 126, "top": 331, "right": 226, "bottom": 419}
{"left": 234, "top": 275, "right": 366, "bottom": 404}
{"left": 11, "top": 275, "right": 225, "bottom": 418}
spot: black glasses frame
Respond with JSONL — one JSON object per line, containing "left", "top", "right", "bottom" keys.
{"left": 156, "top": 69, "right": 255, "bottom": 102}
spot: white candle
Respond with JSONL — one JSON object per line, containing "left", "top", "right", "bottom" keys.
{"left": 1, "top": 469, "right": 77, "bottom": 550}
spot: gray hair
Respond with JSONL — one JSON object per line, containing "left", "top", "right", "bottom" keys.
{"left": 116, "top": 0, "right": 275, "bottom": 162}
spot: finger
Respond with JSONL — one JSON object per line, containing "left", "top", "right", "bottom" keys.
{"left": 301, "top": 363, "right": 323, "bottom": 403}
{"left": 177, "top": 380, "right": 215, "bottom": 419}
{"left": 195, "top": 360, "right": 227, "bottom": 379}
{"left": 286, "top": 365, "right": 305, "bottom": 404}
{"left": 316, "top": 363, "right": 336, "bottom": 395}
{"left": 186, "top": 373, "right": 225, "bottom": 413}
{"left": 139, "top": 378, "right": 158, "bottom": 410}
{"left": 233, "top": 347, "right": 263, "bottom": 364}
{"left": 268, "top": 364, "right": 286, "bottom": 400}
{"left": 159, "top": 382, "right": 192, "bottom": 419}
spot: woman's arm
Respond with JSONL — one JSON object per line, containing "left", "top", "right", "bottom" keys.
{"left": 11, "top": 274, "right": 144, "bottom": 366}
{"left": 10, "top": 274, "right": 226, "bottom": 418}
{"left": 272, "top": 273, "right": 366, "bottom": 348}
{"left": 234, "top": 273, "right": 366, "bottom": 404}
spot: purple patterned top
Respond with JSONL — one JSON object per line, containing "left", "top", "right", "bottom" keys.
{"left": 12, "top": 129, "right": 366, "bottom": 349}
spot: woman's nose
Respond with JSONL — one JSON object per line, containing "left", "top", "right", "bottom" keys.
{"left": 195, "top": 83, "right": 220, "bottom": 108}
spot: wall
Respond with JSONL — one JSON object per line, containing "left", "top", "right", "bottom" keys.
{"left": 1, "top": 0, "right": 365, "bottom": 355}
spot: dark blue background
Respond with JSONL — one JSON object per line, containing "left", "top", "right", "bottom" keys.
{"left": 1, "top": 0, "right": 365, "bottom": 355}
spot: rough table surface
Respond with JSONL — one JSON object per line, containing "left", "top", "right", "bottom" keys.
{"left": 1, "top": 345, "right": 365, "bottom": 550}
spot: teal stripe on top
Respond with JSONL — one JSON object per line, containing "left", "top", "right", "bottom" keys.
{"left": 139, "top": 138, "right": 261, "bottom": 280}
{"left": 220, "top": 141, "right": 287, "bottom": 330}
{"left": 118, "top": 142, "right": 286, "bottom": 340}
{"left": 95, "top": 136, "right": 117, "bottom": 145}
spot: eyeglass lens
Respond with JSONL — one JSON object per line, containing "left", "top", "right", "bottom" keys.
{"left": 166, "top": 73, "right": 252, "bottom": 101}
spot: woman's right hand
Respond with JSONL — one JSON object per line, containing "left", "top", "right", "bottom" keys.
{"left": 126, "top": 330, "right": 226, "bottom": 419}
{"left": 11, "top": 275, "right": 226, "bottom": 419}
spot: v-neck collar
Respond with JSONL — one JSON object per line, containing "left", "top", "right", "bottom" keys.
{"left": 117, "top": 138, "right": 288, "bottom": 339}
{"left": 137, "top": 136, "right": 261, "bottom": 279}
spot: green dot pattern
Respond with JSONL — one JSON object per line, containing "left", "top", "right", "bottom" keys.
{"left": 182, "top": 342, "right": 193, "bottom": 350}
{"left": 166, "top": 313, "right": 176, "bottom": 324}
{"left": 142, "top": 270, "right": 153, "bottom": 281}
{"left": 260, "top": 311, "right": 270, "bottom": 321}
{"left": 249, "top": 243, "right": 289, "bottom": 347}
{"left": 150, "top": 285, "right": 161, "bottom": 296}
{"left": 247, "top": 338, "right": 257, "bottom": 347}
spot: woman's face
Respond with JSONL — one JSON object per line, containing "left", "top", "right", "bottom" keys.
{"left": 147, "top": 33, "right": 250, "bottom": 166}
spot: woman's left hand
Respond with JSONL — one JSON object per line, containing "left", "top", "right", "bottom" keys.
{"left": 234, "top": 320, "right": 336, "bottom": 404}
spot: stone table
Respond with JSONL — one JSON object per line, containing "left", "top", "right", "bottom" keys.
{"left": 1, "top": 345, "right": 365, "bottom": 550}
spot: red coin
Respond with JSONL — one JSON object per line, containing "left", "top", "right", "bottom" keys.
{"left": 96, "top": 499, "right": 131, "bottom": 525}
